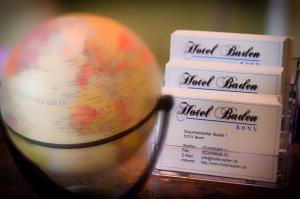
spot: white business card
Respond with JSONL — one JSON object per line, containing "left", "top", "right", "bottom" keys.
{"left": 156, "top": 87, "right": 282, "bottom": 182}
{"left": 170, "top": 30, "right": 292, "bottom": 67}
{"left": 165, "top": 60, "right": 283, "bottom": 95}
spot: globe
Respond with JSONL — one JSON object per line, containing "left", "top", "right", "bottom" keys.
{"left": 0, "top": 13, "right": 162, "bottom": 177}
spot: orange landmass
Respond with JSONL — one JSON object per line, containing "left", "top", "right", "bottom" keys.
{"left": 6, "top": 45, "right": 21, "bottom": 76}
{"left": 77, "top": 64, "right": 93, "bottom": 88}
{"left": 140, "top": 47, "right": 153, "bottom": 66}
{"left": 118, "top": 32, "right": 132, "bottom": 52}
{"left": 113, "top": 62, "right": 127, "bottom": 73}
{"left": 72, "top": 105, "right": 99, "bottom": 128}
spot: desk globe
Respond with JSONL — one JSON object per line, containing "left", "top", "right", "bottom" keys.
{"left": 0, "top": 13, "right": 162, "bottom": 195}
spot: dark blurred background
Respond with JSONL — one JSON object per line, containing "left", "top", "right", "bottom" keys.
{"left": 0, "top": 0, "right": 299, "bottom": 67}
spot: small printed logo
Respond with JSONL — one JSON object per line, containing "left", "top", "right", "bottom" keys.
{"left": 183, "top": 41, "right": 261, "bottom": 65}
{"left": 178, "top": 72, "right": 215, "bottom": 88}
{"left": 214, "top": 107, "right": 258, "bottom": 123}
{"left": 216, "top": 76, "right": 258, "bottom": 92}
{"left": 184, "top": 41, "right": 218, "bottom": 59}
{"left": 219, "top": 44, "right": 260, "bottom": 59}
{"left": 175, "top": 102, "right": 213, "bottom": 121}
{"left": 175, "top": 102, "right": 258, "bottom": 124}
{"left": 177, "top": 72, "right": 258, "bottom": 93}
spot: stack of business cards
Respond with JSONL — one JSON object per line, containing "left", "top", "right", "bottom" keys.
{"left": 165, "top": 60, "right": 283, "bottom": 95}
{"left": 171, "top": 31, "right": 293, "bottom": 99}
{"left": 155, "top": 30, "right": 293, "bottom": 185}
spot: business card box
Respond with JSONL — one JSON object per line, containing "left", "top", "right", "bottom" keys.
{"left": 165, "top": 60, "right": 283, "bottom": 95}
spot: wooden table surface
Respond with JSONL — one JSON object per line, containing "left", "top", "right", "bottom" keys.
{"left": 1, "top": 129, "right": 300, "bottom": 199}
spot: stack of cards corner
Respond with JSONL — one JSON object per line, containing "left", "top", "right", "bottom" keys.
{"left": 155, "top": 30, "right": 294, "bottom": 186}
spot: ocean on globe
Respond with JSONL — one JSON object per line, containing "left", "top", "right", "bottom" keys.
{"left": 0, "top": 13, "right": 162, "bottom": 176}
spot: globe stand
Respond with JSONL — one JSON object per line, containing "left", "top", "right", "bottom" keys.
{"left": 1, "top": 95, "right": 173, "bottom": 199}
